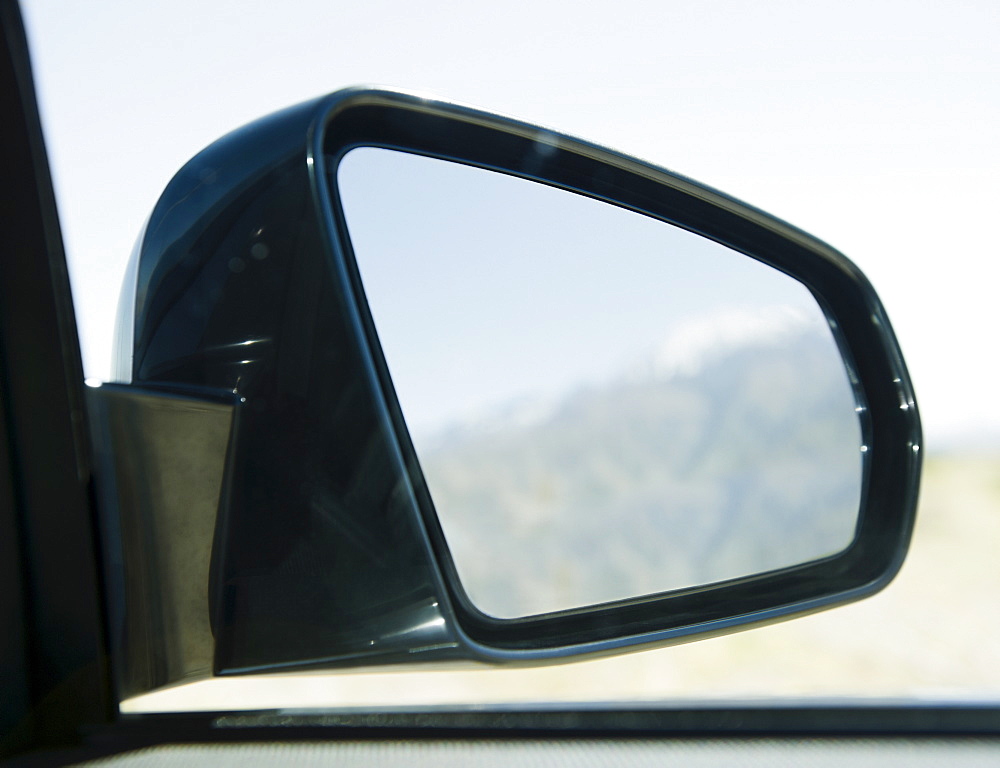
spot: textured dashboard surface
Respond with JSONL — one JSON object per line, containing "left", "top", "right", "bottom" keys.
{"left": 76, "top": 738, "right": 1000, "bottom": 767}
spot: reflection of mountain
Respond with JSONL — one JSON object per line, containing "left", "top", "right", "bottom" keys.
{"left": 417, "top": 321, "right": 863, "bottom": 619}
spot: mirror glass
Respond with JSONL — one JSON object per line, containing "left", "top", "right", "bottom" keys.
{"left": 335, "top": 147, "right": 864, "bottom": 620}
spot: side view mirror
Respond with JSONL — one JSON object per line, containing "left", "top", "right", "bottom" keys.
{"left": 88, "top": 88, "right": 920, "bottom": 698}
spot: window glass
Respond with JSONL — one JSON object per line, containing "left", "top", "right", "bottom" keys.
{"left": 21, "top": 0, "right": 1000, "bottom": 711}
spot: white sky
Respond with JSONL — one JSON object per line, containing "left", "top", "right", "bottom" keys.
{"left": 21, "top": 0, "right": 1000, "bottom": 450}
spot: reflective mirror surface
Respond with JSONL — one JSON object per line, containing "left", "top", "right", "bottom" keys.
{"left": 336, "top": 148, "right": 863, "bottom": 619}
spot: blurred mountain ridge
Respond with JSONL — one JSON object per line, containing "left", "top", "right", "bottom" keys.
{"left": 421, "top": 304, "right": 827, "bottom": 449}
{"left": 416, "top": 315, "right": 862, "bottom": 618}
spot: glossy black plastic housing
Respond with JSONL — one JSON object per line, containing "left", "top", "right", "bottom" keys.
{"left": 121, "top": 88, "right": 921, "bottom": 673}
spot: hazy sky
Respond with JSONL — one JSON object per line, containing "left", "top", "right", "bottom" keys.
{"left": 21, "top": 0, "right": 1000, "bottom": 448}
{"left": 339, "top": 147, "right": 834, "bottom": 436}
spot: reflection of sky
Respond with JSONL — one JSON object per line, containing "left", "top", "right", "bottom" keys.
{"left": 338, "top": 148, "right": 832, "bottom": 437}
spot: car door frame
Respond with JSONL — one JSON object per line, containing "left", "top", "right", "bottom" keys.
{"left": 0, "top": 0, "right": 114, "bottom": 756}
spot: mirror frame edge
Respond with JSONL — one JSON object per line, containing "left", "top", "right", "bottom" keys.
{"left": 310, "top": 87, "right": 922, "bottom": 657}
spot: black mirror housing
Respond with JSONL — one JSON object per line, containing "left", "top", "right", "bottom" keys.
{"left": 101, "top": 88, "right": 920, "bottom": 688}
